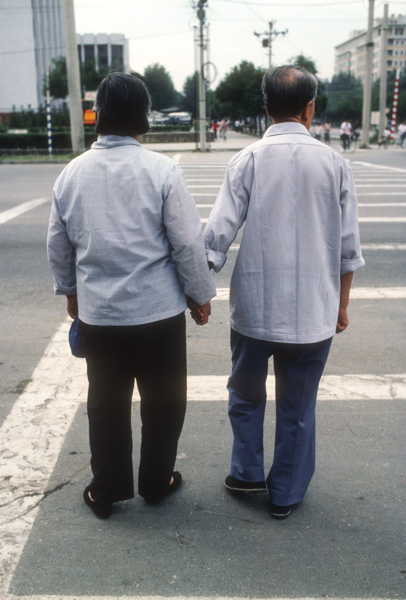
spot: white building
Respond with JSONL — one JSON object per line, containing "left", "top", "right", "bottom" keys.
{"left": 0, "top": 0, "right": 65, "bottom": 113}
{"left": 77, "top": 34, "right": 129, "bottom": 74}
{"left": 0, "top": 1, "right": 129, "bottom": 113}
{"left": 335, "top": 14, "right": 406, "bottom": 82}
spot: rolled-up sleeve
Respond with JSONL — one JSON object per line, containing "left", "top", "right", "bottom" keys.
{"left": 163, "top": 166, "right": 216, "bottom": 305}
{"left": 204, "top": 153, "right": 253, "bottom": 272}
{"left": 47, "top": 189, "right": 77, "bottom": 296}
{"left": 340, "top": 163, "right": 365, "bottom": 274}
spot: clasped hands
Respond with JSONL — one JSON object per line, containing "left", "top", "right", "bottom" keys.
{"left": 186, "top": 297, "right": 211, "bottom": 326}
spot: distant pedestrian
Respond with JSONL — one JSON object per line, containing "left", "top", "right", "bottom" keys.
{"left": 323, "top": 121, "right": 331, "bottom": 144}
{"left": 399, "top": 121, "right": 406, "bottom": 148}
{"left": 47, "top": 73, "right": 216, "bottom": 519}
{"left": 204, "top": 65, "right": 364, "bottom": 520}
{"left": 212, "top": 120, "right": 218, "bottom": 139}
{"left": 220, "top": 118, "right": 228, "bottom": 141}
{"left": 378, "top": 127, "right": 391, "bottom": 149}
{"left": 314, "top": 122, "right": 322, "bottom": 140}
{"left": 340, "top": 119, "right": 352, "bottom": 150}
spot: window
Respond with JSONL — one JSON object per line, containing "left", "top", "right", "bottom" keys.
{"left": 111, "top": 45, "right": 123, "bottom": 69}
{"left": 98, "top": 44, "right": 108, "bottom": 69}
{"left": 84, "top": 44, "right": 95, "bottom": 63}
{"left": 395, "top": 28, "right": 404, "bottom": 35}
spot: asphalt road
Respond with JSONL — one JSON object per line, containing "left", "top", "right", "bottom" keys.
{"left": 0, "top": 139, "right": 405, "bottom": 600}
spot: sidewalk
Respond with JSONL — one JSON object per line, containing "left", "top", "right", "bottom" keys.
{"left": 142, "top": 128, "right": 258, "bottom": 154}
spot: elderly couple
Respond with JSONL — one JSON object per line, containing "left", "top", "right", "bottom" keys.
{"left": 47, "top": 66, "right": 364, "bottom": 521}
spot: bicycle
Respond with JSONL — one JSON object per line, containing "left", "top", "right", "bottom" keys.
{"left": 348, "top": 131, "right": 360, "bottom": 153}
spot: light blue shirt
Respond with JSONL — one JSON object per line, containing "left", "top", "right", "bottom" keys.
{"left": 204, "top": 122, "right": 365, "bottom": 344}
{"left": 48, "top": 135, "right": 216, "bottom": 326}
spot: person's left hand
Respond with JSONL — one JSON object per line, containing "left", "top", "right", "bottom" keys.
{"left": 187, "top": 297, "right": 212, "bottom": 325}
{"left": 336, "top": 307, "right": 349, "bottom": 333}
{"left": 67, "top": 293, "right": 78, "bottom": 319}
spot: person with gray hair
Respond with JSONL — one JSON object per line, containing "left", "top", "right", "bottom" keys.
{"left": 48, "top": 73, "right": 216, "bottom": 518}
{"left": 204, "top": 65, "right": 364, "bottom": 519}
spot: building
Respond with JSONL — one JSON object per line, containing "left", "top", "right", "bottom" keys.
{"left": 0, "top": 1, "right": 129, "bottom": 114}
{"left": 335, "top": 14, "right": 406, "bottom": 82}
{"left": 0, "top": 0, "right": 65, "bottom": 113}
{"left": 77, "top": 34, "right": 129, "bottom": 74}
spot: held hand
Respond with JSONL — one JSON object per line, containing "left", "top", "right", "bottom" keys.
{"left": 187, "top": 298, "right": 212, "bottom": 326}
{"left": 336, "top": 307, "right": 349, "bottom": 334}
{"left": 67, "top": 294, "right": 78, "bottom": 319}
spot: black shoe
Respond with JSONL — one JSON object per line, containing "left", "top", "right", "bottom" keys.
{"left": 83, "top": 486, "right": 112, "bottom": 519}
{"left": 270, "top": 503, "right": 294, "bottom": 520}
{"left": 224, "top": 475, "right": 267, "bottom": 492}
{"left": 142, "top": 471, "right": 182, "bottom": 504}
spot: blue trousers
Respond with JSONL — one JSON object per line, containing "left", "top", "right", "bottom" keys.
{"left": 227, "top": 329, "right": 332, "bottom": 506}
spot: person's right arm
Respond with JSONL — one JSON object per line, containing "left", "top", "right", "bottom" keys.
{"left": 204, "top": 152, "right": 254, "bottom": 272}
{"left": 336, "top": 271, "right": 353, "bottom": 333}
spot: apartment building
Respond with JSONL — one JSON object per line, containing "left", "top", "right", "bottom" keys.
{"left": 335, "top": 14, "right": 406, "bottom": 82}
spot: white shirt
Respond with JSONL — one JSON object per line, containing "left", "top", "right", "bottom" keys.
{"left": 204, "top": 123, "right": 365, "bottom": 344}
{"left": 341, "top": 121, "right": 352, "bottom": 135}
{"left": 48, "top": 135, "right": 216, "bottom": 326}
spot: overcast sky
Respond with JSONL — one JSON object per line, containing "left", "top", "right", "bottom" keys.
{"left": 73, "top": 0, "right": 406, "bottom": 91}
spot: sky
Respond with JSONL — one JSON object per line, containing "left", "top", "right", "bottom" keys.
{"left": 73, "top": 0, "right": 406, "bottom": 92}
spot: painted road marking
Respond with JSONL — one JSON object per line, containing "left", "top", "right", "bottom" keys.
{"left": 355, "top": 184, "right": 406, "bottom": 188}
{"left": 351, "top": 161, "right": 406, "bottom": 173}
{"left": 0, "top": 318, "right": 404, "bottom": 598}
{"left": 227, "top": 243, "right": 406, "bottom": 251}
{"left": 358, "top": 203, "right": 406, "bottom": 207}
{"left": 0, "top": 197, "right": 49, "bottom": 226}
{"left": 213, "top": 287, "right": 406, "bottom": 300}
{"left": 0, "top": 597, "right": 395, "bottom": 600}
{"left": 200, "top": 216, "right": 406, "bottom": 223}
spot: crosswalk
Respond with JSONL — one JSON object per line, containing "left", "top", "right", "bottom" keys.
{"left": 0, "top": 157, "right": 405, "bottom": 600}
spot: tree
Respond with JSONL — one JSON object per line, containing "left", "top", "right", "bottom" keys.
{"left": 179, "top": 72, "right": 199, "bottom": 118}
{"left": 142, "top": 64, "right": 179, "bottom": 111}
{"left": 372, "top": 69, "right": 406, "bottom": 122}
{"left": 46, "top": 57, "right": 68, "bottom": 99}
{"left": 214, "top": 61, "right": 265, "bottom": 120}
{"left": 44, "top": 57, "right": 114, "bottom": 100}
{"left": 325, "top": 72, "right": 363, "bottom": 123}
{"left": 289, "top": 54, "right": 327, "bottom": 116}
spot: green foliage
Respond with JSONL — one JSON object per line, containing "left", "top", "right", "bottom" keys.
{"left": 45, "top": 57, "right": 68, "bottom": 99}
{"left": 44, "top": 57, "right": 119, "bottom": 100}
{"left": 213, "top": 61, "right": 265, "bottom": 120}
{"left": 179, "top": 72, "right": 199, "bottom": 118}
{"left": 142, "top": 64, "right": 179, "bottom": 111}
{"left": 149, "top": 125, "right": 191, "bottom": 132}
{"left": 0, "top": 131, "right": 97, "bottom": 150}
{"left": 326, "top": 72, "right": 363, "bottom": 122}
{"left": 8, "top": 106, "right": 70, "bottom": 130}
{"left": 372, "top": 69, "right": 406, "bottom": 121}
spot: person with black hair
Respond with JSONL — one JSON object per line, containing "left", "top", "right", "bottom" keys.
{"left": 48, "top": 72, "right": 216, "bottom": 518}
{"left": 204, "top": 65, "right": 364, "bottom": 519}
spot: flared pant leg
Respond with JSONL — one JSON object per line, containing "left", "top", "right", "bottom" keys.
{"left": 266, "top": 338, "right": 332, "bottom": 506}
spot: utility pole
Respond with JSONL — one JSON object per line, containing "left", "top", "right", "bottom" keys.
{"left": 254, "top": 21, "right": 288, "bottom": 68}
{"left": 379, "top": 3, "right": 389, "bottom": 140}
{"left": 361, "top": 0, "right": 375, "bottom": 147}
{"left": 63, "top": 0, "right": 85, "bottom": 154}
{"left": 197, "top": 0, "right": 207, "bottom": 152}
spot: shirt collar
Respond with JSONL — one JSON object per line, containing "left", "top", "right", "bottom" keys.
{"left": 91, "top": 135, "right": 141, "bottom": 150}
{"left": 264, "top": 122, "right": 311, "bottom": 138}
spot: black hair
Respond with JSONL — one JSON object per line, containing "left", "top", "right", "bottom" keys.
{"left": 261, "top": 65, "right": 318, "bottom": 119}
{"left": 94, "top": 72, "right": 151, "bottom": 136}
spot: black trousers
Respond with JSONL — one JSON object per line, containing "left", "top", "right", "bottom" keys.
{"left": 80, "top": 313, "right": 186, "bottom": 503}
